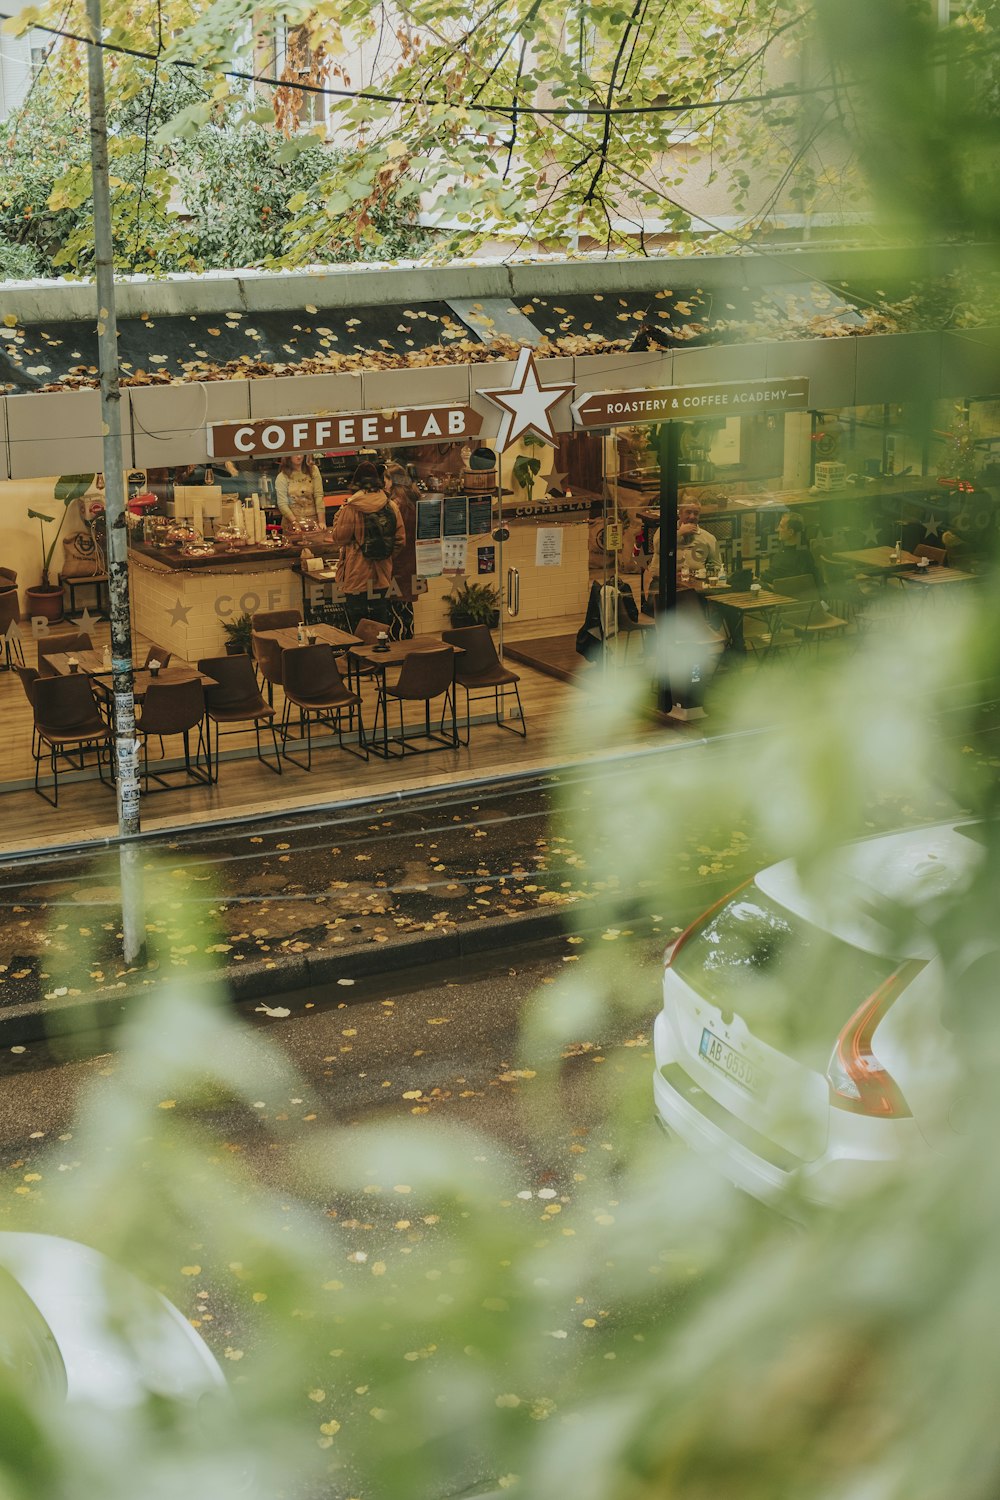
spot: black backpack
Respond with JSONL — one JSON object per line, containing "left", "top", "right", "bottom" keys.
{"left": 360, "top": 504, "right": 397, "bottom": 561}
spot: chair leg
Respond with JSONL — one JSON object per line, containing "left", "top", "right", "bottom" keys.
{"left": 34, "top": 740, "right": 57, "bottom": 806}
{"left": 508, "top": 681, "right": 527, "bottom": 737}
{"left": 254, "top": 718, "right": 283, "bottom": 776}
{"left": 281, "top": 707, "right": 326, "bottom": 771}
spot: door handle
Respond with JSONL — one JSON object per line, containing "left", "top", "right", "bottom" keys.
{"left": 506, "top": 567, "right": 520, "bottom": 616}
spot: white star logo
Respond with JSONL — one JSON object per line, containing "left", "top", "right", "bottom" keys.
{"left": 924, "top": 515, "right": 941, "bottom": 538}
{"left": 480, "top": 348, "right": 573, "bottom": 451}
{"left": 168, "top": 597, "right": 192, "bottom": 625}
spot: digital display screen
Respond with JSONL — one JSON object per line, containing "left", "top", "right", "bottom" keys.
{"left": 416, "top": 497, "right": 442, "bottom": 540}
{"left": 468, "top": 497, "right": 493, "bottom": 536}
{"left": 443, "top": 497, "right": 469, "bottom": 537}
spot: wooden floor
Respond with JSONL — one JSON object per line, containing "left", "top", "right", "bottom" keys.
{"left": 0, "top": 612, "right": 687, "bottom": 855}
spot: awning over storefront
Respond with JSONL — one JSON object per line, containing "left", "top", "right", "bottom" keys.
{"left": 0, "top": 247, "right": 997, "bottom": 480}
{"left": 0, "top": 277, "right": 870, "bottom": 394}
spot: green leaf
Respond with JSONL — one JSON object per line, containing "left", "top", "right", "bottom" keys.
{"left": 54, "top": 474, "right": 96, "bottom": 504}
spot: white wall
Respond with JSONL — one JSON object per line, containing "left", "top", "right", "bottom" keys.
{"left": 0, "top": 1, "right": 44, "bottom": 120}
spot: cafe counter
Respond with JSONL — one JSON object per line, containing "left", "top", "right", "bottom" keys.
{"left": 129, "top": 542, "right": 304, "bottom": 662}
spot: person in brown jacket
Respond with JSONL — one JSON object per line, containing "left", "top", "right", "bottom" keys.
{"left": 331, "top": 464, "right": 404, "bottom": 629}
{"left": 385, "top": 480, "right": 419, "bottom": 640}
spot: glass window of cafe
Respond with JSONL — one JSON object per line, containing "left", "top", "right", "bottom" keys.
{"left": 0, "top": 393, "right": 995, "bottom": 834}
{"left": 609, "top": 397, "right": 1000, "bottom": 583}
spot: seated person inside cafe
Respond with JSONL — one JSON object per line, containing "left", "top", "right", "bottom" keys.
{"left": 331, "top": 461, "right": 404, "bottom": 629}
{"left": 276, "top": 453, "right": 325, "bottom": 529}
{"left": 645, "top": 500, "right": 720, "bottom": 605}
{"left": 759, "top": 510, "right": 819, "bottom": 587}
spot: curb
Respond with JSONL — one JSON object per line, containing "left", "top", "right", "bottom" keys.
{"left": 0, "top": 873, "right": 742, "bottom": 1051}
{"left": 0, "top": 904, "right": 582, "bottom": 1050}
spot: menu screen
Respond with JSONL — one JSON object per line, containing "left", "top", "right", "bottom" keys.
{"left": 416, "top": 497, "right": 442, "bottom": 540}
{"left": 443, "top": 497, "right": 469, "bottom": 537}
{"left": 468, "top": 497, "right": 493, "bottom": 536}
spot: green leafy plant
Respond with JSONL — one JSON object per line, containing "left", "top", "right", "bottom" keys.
{"left": 512, "top": 455, "right": 542, "bottom": 501}
{"left": 221, "top": 611, "right": 254, "bottom": 654}
{"left": 28, "top": 474, "right": 95, "bottom": 589}
{"left": 445, "top": 580, "right": 501, "bottom": 627}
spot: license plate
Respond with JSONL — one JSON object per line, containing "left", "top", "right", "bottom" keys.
{"left": 699, "top": 1027, "right": 760, "bottom": 1093}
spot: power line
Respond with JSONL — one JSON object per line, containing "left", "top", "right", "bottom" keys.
{"left": 0, "top": 7, "right": 858, "bottom": 120}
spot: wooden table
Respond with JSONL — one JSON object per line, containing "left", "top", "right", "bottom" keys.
{"left": 710, "top": 589, "right": 795, "bottom": 653}
{"left": 834, "top": 546, "right": 919, "bottom": 572}
{"left": 713, "top": 588, "right": 794, "bottom": 611}
{"left": 897, "top": 565, "right": 977, "bottom": 587}
{"left": 257, "top": 623, "right": 361, "bottom": 652}
{"left": 676, "top": 573, "right": 732, "bottom": 596}
{"left": 347, "top": 636, "right": 462, "bottom": 759}
{"left": 47, "top": 654, "right": 215, "bottom": 700}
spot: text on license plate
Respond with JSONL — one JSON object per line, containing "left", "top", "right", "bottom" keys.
{"left": 699, "top": 1028, "right": 760, "bottom": 1093}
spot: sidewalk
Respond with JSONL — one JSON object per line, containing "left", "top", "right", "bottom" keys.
{"left": 0, "top": 740, "right": 756, "bottom": 1046}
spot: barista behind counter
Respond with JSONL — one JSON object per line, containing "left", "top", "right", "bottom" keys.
{"left": 275, "top": 455, "right": 324, "bottom": 529}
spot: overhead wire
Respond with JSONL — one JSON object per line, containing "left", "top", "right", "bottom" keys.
{"left": 0, "top": 5, "right": 859, "bottom": 121}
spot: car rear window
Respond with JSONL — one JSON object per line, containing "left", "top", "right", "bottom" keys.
{"left": 672, "top": 887, "right": 899, "bottom": 1058}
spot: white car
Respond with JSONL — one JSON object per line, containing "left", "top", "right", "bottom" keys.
{"left": 0, "top": 1232, "right": 226, "bottom": 1408}
{"left": 653, "top": 822, "right": 983, "bottom": 1208}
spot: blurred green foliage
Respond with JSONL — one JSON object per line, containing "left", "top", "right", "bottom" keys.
{"left": 0, "top": 4, "right": 999, "bottom": 1499}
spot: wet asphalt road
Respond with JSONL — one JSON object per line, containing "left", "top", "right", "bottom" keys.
{"left": 0, "top": 931, "right": 668, "bottom": 1178}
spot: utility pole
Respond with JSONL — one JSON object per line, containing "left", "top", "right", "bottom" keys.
{"left": 655, "top": 421, "right": 680, "bottom": 713}
{"left": 86, "top": 0, "right": 146, "bottom": 965}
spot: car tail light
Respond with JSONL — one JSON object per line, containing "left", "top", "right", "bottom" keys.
{"left": 827, "top": 964, "right": 923, "bottom": 1117}
{"left": 663, "top": 879, "right": 753, "bottom": 968}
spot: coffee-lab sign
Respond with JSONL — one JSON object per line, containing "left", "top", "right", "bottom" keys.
{"left": 208, "top": 403, "right": 483, "bottom": 458}
{"left": 571, "top": 376, "right": 810, "bottom": 428}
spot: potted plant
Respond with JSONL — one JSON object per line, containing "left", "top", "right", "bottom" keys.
{"left": 26, "top": 474, "right": 95, "bottom": 620}
{"left": 222, "top": 612, "right": 254, "bottom": 655}
{"left": 445, "top": 581, "right": 501, "bottom": 630}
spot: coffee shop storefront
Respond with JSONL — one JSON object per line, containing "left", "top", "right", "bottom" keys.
{"left": 0, "top": 305, "right": 997, "bottom": 847}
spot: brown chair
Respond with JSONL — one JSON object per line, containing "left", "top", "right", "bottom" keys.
{"left": 15, "top": 664, "right": 40, "bottom": 762}
{"left": 441, "top": 626, "right": 527, "bottom": 743}
{"left": 355, "top": 618, "right": 385, "bottom": 644}
{"left": 251, "top": 630, "right": 284, "bottom": 707}
{"left": 37, "top": 631, "right": 93, "bottom": 677}
{"left": 914, "top": 544, "right": 947, "bottom": 566}
{"left": 379, "top": 647, "right": 458, "bottom": 754}
{"left": 135, "top": 679, "right": 209, "bottom": 791}
{"left": 32, "top": 674, "right": 113, "bottom": 806}
{"left": 142, "top": 644, "right": 173, "bottom": 669}
{"left": 0, "top": 589, "right": 23, "bottom": 670}
{"left": 785, "top": 599, "right": 850, "bottom": 654}
{"left": 614, "top": 597, "right": 655, "bottom": 662}
{"left": 251, "top": 608, "right": 301, "bottom": 633}
{"left": 279, "top": 644, "right": 366, "bottom": 769}
{"left": 0, "top": 566, "right": 17, "bottom": 588}
{"left": 196, "top": 654, "right": 281, "bottom": 782}
{"left": 771, "top": 572, "right": 819, "bottom": 600}
{"left": 345, "top": 616, "right": 385, "bottom": 691}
